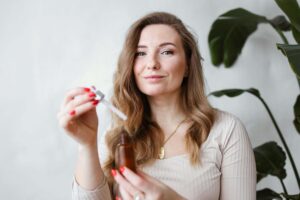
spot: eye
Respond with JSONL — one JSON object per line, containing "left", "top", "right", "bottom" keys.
{"left": 135, "top": 51, "right": 146, "bottom": 57}
{"left": 161, "top": 50, "right": 174, "bottom": 55}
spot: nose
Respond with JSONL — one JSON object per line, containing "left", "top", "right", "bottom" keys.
{"left": 146, "top": 54, "right": 160, "bottom": 70}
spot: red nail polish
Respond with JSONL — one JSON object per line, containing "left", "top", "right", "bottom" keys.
{"left": 116, "top": 196, "right": 121, "bottom": 200}
{"left": 69, "top": 110, "right": 76, "bottom": 116}
{"left": 88, "top": 92, "right": 96, "bottom": 97}
{"left": 119, "top": 166, "right": 125, "bottom": 174}
{"left": 92, "top": 100, "right": 99, "bottom": 105}
{"left": 84, "top": 87, "right": 90, "bottom": 92}
{"left": 111, "top": 169, "right": 117, "bottom": 177}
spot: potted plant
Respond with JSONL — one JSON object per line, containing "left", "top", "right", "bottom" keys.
{"left": 208, "top": 0, "right": 300, "bottom": 199}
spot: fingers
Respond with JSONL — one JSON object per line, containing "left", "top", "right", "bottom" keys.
{"left": 64, "top": 92, "right": 96, "bottom": 113}
{"left": 61, "top": 87, "right": 98, "bottom": 114}
{"left": 118, "top": 186, "right": 132, "bottom": 200}
{"left": 120, "top": 167, "right": 152, "bottom": 193}
{"left": 61, "top": 87, "right": 91, "bottom": 109}
{"left": 57, "top": 86, "right": 100, "bottom": 129}
{"left": 58, "top": 86, "right": 96, "bottom": 117}
{"left": 112, "top": 169, "right": 144, "bottom": 198}
{"left": 58, "top": 99, "right": 99, "bottom": 129}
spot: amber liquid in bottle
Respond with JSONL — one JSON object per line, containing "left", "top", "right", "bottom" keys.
{"left": 115, "top": 130, "right": 136, "bottom": 172}
{"left": 114, "top": 130, "right": 136, "bottom": 197}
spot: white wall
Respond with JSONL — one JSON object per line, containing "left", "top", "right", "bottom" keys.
{"left": 1, "top": 0, "right": 299, "bottom": 199}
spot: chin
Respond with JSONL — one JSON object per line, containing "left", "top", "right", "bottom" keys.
{"left": 141, "top": 90, "right": 164, "bottom": 97}
{"left": 139, "top": 87, "right": 180, "bottom": 98}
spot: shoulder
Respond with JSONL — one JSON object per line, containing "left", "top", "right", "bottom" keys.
{"left": 206, "top": 109, "right": 249, "bottom": 149}
{"left": 212, "top": 109, "right": 245, "bottom": 131}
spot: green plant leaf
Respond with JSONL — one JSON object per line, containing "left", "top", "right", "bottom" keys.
{"left": 254, "top": 142, "right": 287, "bottom": 182}
{"left": 257, "top": 188, "right": 282, "bottom": 200}
{"left": 277, "top": 44, "right": 300, "bottom": 78}
{"left": 274, "top": 0, "right": 300, "bottom": 33}
{"left": 281, "top": 193, "right": 300, "bottom": 200}
{"left": 293, "top": 95, "right": 300, "bottom": 134}
{"left": 274, "top": 0, "right": 300, "bottom": 44}
{"left": 292, "top": 26, "right": 300, "bottom": 44}
{"left": 208, "top": 8, "right": 268, "bottom": 67}
{"left": 209, "top": 88, "right": 261, "bottom": 98}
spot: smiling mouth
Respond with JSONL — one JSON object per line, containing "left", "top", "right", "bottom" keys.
{"left": 143, "top": 75, "right": 165, "bottom": 83}
{"left": 144, "top": 75, "right": 165, "bottom": 79}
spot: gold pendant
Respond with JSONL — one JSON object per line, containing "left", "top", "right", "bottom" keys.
{"left": 159, "top": 147, "right": 165, "bottom": 159}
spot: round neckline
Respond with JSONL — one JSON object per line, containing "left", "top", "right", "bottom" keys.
{"left": 156, "top": 153, "right": 189, "bottom": 161}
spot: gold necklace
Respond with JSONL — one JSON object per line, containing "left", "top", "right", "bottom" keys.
{"left": 158, "top": 118, "right": 188, "bottom": 159}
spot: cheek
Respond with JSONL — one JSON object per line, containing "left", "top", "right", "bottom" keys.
{"left": 169, "top": 59, "right": 186, "bottom": 77}
{"left": 133, "top": 62, "right": 143, "bottom": 88}
{"left": 133, "top": 61, "right": 143, "bottom": 77}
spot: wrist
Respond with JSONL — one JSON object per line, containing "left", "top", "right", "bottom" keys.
{"left": 78, "top": 140, "right": 98, "bottom": 152}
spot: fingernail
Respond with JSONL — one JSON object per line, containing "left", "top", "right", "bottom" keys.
{"left": 111, "top": 169, "right": 117, "bottom": 177}
{"left": 116, "top": 196, "right": 121, "bottom": 200}
{"left": 88, "top": 92, "right": 96, "bottom": 97}
{"left": 119, "top": 166, "right": 125, "bottom": 174}
{"left": 84, "top": 87, "right": 91, "bottom": 92}
{"left": 92, "top": 99, "right": 99, "bottom": 106}
{"left": 69, "top": 110, "right": 76, "bottom": 116}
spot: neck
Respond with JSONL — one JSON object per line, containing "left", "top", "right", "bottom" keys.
{"left": 147, "top": 91, "right": 186, "bottom": 131}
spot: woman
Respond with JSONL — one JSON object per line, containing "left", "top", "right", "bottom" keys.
{"left": 57, "top": 12, "right": 256, "bottom": 200}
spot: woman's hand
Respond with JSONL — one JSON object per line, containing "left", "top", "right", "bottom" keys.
{"left": 112, "top": 167, "right": 186, "bottom": 200}
{"left": 57, "top": 87, "right": 100, "bottom": 147}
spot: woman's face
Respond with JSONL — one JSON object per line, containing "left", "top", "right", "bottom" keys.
{"left": 133, "top": 24, "right": 187, "bottom": 97}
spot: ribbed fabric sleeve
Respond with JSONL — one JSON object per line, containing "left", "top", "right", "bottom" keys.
{"left": 72, "top": 176, "right": 112, "bottom": 200}
{"left": 219, "top": 112, "right": 256, "bottom": 200}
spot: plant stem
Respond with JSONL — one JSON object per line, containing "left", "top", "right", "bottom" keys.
{"left": 259, "top": 24, "right": 300, "bottom": 186}
{"left": 279, "top": 178, "right": 289, "bottom": 198}
{"left": 268, "top": 21, "right": 289, "bottom": 44}
{"left": 256, "top": 95, "right": 300, "bottom": 189}
{"left": 272, "top": 25, "right": 289, "bottom": 45}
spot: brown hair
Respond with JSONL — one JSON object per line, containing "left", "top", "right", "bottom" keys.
{"left": 103, "top": 11, "right": 215, "bottom": 185}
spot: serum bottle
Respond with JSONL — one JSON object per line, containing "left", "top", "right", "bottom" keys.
{"left": 113, "top": 130, "right": 136, "bottom": 198}
{"left": 115, "top": 130, "right": 136, "bottom": 172}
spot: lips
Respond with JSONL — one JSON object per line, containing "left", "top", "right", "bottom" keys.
{"left": 144, "top": 75, "right": 165, "bottom": 79}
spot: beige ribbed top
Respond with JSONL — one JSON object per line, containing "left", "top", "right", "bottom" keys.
{"left": 72, "top": 110, "right": 256, "bottom": 200}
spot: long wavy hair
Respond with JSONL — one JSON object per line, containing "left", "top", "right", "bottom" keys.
{"left": 103, "top": 11, "right": 215, "bottom": 186}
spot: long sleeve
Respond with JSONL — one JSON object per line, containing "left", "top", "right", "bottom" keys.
{"left": 72, "top": 176, "right": 112, "bottom": 200}
{"left": 219, "top": 116, "right": 256, "bottom": 200}
{"left": 72, "top": 122, "right": 113, "bottom": 199}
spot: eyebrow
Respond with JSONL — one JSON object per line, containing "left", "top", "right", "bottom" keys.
{"left": 137, "top": 42, "right": 177, "bottom": 48}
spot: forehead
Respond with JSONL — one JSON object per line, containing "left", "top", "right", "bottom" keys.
{"left": 138, "top": 24, "right": 182, "bottom": 46}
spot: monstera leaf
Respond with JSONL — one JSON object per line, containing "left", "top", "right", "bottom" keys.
{"left": 254, "top": 142, "right": 287, "bottom": 182}
{"left": 293, "top": 95, "right": 300, "bottom": 134}
{"left": 281, "top": 193, "right": 300, "bottom": 200}
{"left": 275, "top": 0, "right": 300, "bottom": 43}
{"left": 257, "top": 188, "right": 282, "bottom": 200}
{"left": 209, "top": 88, "right": 260, "bottom": 98}
{"left": 277, "top": 44, "right": 300, "bottom": 78}
{"left": 208, "top": 8, "right": 268, "bottom": 67}
{"left": 292, "top": 26, "right": 300, "bottom": 44}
